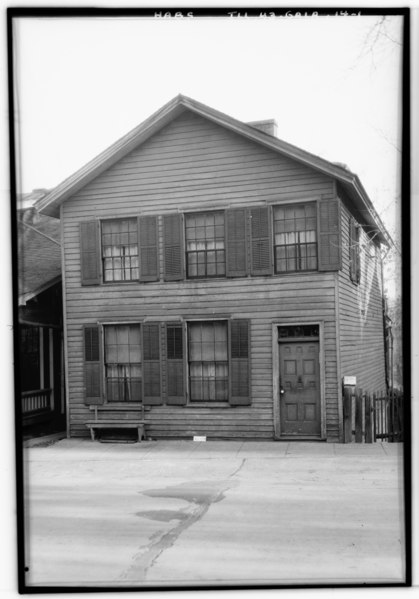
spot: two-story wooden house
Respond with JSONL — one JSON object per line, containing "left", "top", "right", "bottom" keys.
{"left": 35, "top": 95, "right": 392, "bottom": 442}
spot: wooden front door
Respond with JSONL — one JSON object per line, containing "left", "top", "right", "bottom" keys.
{"left": 279, "top": 340, "right": 321, "bottom": 437}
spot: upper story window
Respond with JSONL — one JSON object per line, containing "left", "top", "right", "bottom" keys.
{"left": 185, "top": 212, "right": 226, "bottom": 278}
{"left": 104, "top": 324, "right": 141, "bottom": 402}
{"left": 101, "top": 219, "right": 139, "bottom": 282}
{"left": 273, "top": 203, "right": 317, "bottom": 273}
{"left": 80, "top": 199, "right": 341, "bottom": 287}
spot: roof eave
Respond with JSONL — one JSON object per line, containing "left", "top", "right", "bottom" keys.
{"left": 339, "top": 177, "right": 392, "bottom": 247}
{"left": 36, "top": 96, "right": 188, "bottom": 217}
{"left": 35, "top": 94, "right": 392, "bottom": 247}
{"left": 36, "top": 94, "right": 355, "bottom": 217}
{"left": 18, "top": 275, "right": 62, "bottom": 306}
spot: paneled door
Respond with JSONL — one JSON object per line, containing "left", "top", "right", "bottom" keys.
{"left": 279, "top": 340, "right": 321, "bottom": 437}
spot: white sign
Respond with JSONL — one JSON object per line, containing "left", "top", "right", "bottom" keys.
{"left": 343, "top": 376, "right": 357, "bottom": 386}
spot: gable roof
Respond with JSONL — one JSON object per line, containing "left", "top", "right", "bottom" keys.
{"left": 18, "top": 208, "right": 62, "bottom": 305}
{"left": 35, "top": 94, "right": 391, "bottom": 246}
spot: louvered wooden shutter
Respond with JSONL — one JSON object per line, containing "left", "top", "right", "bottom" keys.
{"left": 226, "top": 208, "right": 248, "bottom": 277}
{"left": 349, "top": 217, "right": 360, "bottom": 283}
{"left": 139, "top": 215, "right": 159, "bottom": 282}
{"left": 229, "top": 319, "right": 251, "bottom": 405}
{"left": 318, "top": 198, "right": 341, "bottom": 271}
{"left": 250, "top": 207, "right": 272, "bottom": 276}
{"left": 355, "top": 224, "right": 360, "bottom": 283}
{"left": 142, "top": 323, "right": 162, "bottom": 405}
{"left": 163, "top": 214, "right": 184, "bottom": 281}
{"left": 165, "top": 323, "right": 186, "bottom": 405}
{"left": 83, "top": 324, "right": 103, "bottom": 405}
{"left": 349, "top": 217, "right": 356, "bottom": 282}
{"left": 80, "top": 221, "right": 101, "bottom": 285}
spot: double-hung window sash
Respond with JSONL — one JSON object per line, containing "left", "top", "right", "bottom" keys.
{"left": 188, "top": 322, "right": 228, "bottom": 401}
{"left": 185, "top": 212, "right": 226, "bottom": 278}
{"left": 274, "top": 203, "right": 318, "bottom": 273}
{"left": 104, "top": 325, "right": 142, "bottom": 402}
{"left": 102, "top": 219, "right": 139, "bottom": 282}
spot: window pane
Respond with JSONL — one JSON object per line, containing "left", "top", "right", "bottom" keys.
{"left": 286, "top": 245, "right": 297, "bottom": 271}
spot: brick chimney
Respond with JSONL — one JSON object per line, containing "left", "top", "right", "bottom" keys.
{"left": 247, "top": 119, "right": 278, "bottom": 137}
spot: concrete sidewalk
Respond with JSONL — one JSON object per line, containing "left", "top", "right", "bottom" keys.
{"left": 23, "top": 439, "right": 406, "bottom": 588}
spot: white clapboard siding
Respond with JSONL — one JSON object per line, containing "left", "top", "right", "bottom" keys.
{"left": 62, "top": 111, "right": 343, "bottom": 440}
{"left": 337, "top": 195, "right": 386, "bottom": 394}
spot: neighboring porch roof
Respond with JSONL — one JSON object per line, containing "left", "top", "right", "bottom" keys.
{"left": 17, "top": 208, "right": 62, "bottom": 305}
{"left": 35, "top": 94, "right": 392, "bottom": 247}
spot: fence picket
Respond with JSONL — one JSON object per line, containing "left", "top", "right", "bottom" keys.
{"left": 365, "top": 393, "right": 373, "bottom": 443}
{"left": 343, "top": 387, "right": 352, "bottom": 443}
{"left": 355, "top": 389, "right": 363, "bottom": 443}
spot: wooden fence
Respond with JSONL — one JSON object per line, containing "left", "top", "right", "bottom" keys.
{"left": 343, "top": 387, "right": 403, "bottom": 443}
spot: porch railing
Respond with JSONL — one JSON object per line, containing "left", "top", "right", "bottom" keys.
{"left": 21, "top": 388, "right": 52, "bottom": 415}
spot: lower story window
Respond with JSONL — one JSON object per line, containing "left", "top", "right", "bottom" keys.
{"left": 188, "top": 321, "right": 228, "bottom": 402}
{"left": 104, "top": 324, "right": 141, "bottom": 402}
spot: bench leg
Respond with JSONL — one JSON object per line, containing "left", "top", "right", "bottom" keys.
{"left": 90, "top": 427, "right": 95, "bottom": 442}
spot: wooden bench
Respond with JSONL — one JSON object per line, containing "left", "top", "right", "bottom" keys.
{"left": 85, "top": 419, "right": 146, "bottom": 442}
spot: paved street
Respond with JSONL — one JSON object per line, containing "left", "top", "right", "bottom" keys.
{"left": 23, "top": 439, "right": 405, "bottom": 588}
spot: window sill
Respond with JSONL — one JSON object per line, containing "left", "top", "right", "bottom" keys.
{"left": 187, "top": 402, "right": 231, "bottom": 408}
{"left": 102, "top": 280, "right": 140, "bottom": 285}
{"left": 92, "top": 404, "right": 143, "bottom": 411}
{"left": 274, "top": 269, "right": 318, "bottom": 276}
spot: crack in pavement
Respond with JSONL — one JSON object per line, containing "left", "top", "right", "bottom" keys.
{"left": 119, "top": 462, "right": 245, "bottom": 582}
{"left": 229, "top": 458, "right": 246, "bottom": 478}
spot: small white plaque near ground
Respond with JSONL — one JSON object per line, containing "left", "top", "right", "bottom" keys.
{"left": 193, "top": 436, "right": 207, "bottom": 442}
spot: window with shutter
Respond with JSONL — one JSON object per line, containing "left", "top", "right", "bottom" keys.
{"left": 163, "top": 214, "right": 185, "bottom": 281}
{"left": 166, "top": 323, "right": 186, "bottom": 405}
{"left": 142, "top": 323, "right": 162, "bottom": 404}
{"left": 80, "top": 221, "right": 101, "bottom": 285}
{"left": 83, "top": 325, "right": 103, "bottom": 405}
{"left": 250, "top": 207, "right": 272, "bottom": 276}
{"left": 139, "top": 215, "right": 159, "bottom": 282}
{"left": 229, "top": 319, "right": 251, "bottom": 405}
{"left": 104, "top": 324, "right": 141, "bottom": 402}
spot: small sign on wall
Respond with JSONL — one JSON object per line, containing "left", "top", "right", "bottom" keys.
{"left": 343, "top": 376, "right": 357, "bottom": 386}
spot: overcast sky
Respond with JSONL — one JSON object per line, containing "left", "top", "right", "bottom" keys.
{"left": 13, "top": 13, "right": 402, "bottom": 239}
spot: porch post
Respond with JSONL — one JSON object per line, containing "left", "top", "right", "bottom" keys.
{"left": 49, "top": 328, "right": 55, "bottom": 410}
{"left": 39, "top": 327, "right": 44, "bottom": 389}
